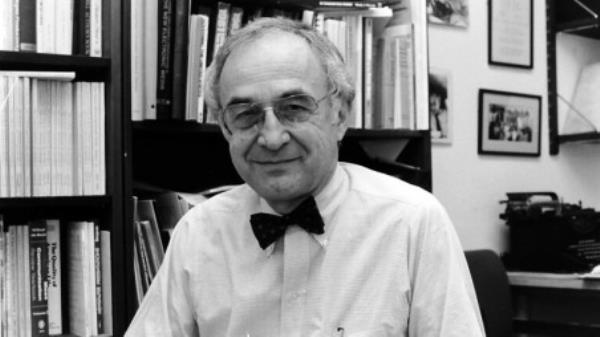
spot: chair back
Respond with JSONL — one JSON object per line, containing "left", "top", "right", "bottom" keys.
{"left": 465, "top": 249, "right": 514, "bottom": 337}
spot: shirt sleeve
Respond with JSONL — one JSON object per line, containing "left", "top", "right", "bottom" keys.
{"left": 407, "top": 197, "right": 486, "bottom": 337}
{"left": 125, "top": 214, "right": 200, "bottom": 337}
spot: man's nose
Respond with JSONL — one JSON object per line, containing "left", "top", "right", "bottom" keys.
{"left": 256, "top": 107, "right": 290, "bottom": 150}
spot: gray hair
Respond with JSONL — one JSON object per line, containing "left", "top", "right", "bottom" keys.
{"left": 203, "top": 17, "right": 355, "bottom": 122}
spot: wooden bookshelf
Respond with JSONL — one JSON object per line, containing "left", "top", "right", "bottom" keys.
{"left": 0, "top": 0, "right": 126, "bottom": 336}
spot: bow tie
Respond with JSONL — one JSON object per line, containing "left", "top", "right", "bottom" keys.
{"left": 250, "top": 196, "right": 325, "bottom": 249}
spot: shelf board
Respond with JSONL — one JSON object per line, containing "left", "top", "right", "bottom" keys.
{"left": 557, "top": 18, "right": 600, "bottom": 39}
{"left": 558, "top": 132, "right": 600, "bottom": 144}
{"left": 0, "top": 51, "right": 110, "bottom": 80}
{"left": 0, "top": 195, "right": 111, "bottom": 210}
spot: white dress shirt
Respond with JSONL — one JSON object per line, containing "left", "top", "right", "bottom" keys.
{"left": 125, "top": 162, "right": 485, "bottom": 337}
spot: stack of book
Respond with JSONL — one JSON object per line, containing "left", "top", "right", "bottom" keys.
{"left": 0, "top": 0, "right": 103, "bottom": 56}
{"left": 132, "top": 192, "right": 191, "bottom": 304}
{"left": 0, "top": 216, "right": 112, "bottom": 336}
{"left": 0, "top": 73, "right": 106, "bottom": 198}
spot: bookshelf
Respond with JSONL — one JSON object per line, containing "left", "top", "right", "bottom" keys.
{"left": 547, "top": 0, "right": 600, "bottom": 154}
{"left": 122, "top": 0, "right": 432, "bottom": 331}
{"left": 0, "top": 0, "right": 126, "bottom": 336}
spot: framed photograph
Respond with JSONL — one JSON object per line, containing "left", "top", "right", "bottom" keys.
{"left": 488, "top": 0, "right": 533, "bottom": 68}
{"left": 429, "top": 68, "right": 451, "bottom": 144}
{"left": 426, "top": 0, "right": 469, "bottom": 28}
{"left": 478, "top": 89, "right": 541, "bottom": 156}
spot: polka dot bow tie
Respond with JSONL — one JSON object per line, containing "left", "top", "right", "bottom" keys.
{"left": 250, "top": 196, "right": 325, "bottom": 250}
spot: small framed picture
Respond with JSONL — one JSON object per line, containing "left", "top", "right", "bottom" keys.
{"left": 426, "top": 0, "right": 469, "bottom": 28}
{"left": 488, "top": 0, "right": 533, "bottom": 68}
{"left": 478, "top": 89, "right": 541, "bottom": 156}
{"left": 429, "top": 68, "right": 451, "bottom": 144}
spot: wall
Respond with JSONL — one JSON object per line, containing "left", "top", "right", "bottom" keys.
{"left": 428, "top": 0, "right": 600, "bottom": 252}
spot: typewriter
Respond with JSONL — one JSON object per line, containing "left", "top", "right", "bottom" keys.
{"left": 501, "top": 192, "right": 600, "bottom": 273}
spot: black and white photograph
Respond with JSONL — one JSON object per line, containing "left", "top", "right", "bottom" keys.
{"left": 478, "top": 89, "right": 541, "bottom": 156}
{"left": 429, "top": 69, "right": 451, "bottom": 143}
{"left": 426, "top": 0, "right": 469, "bottom": 28}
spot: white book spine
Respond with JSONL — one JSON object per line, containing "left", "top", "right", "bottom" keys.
{"left": 99, "top": 83, "right": 106, "bottom": 194}
{"left": 0, "top": 76, "right": 9, "bottom": 197}
{"left": 46, "top": 220, "right": 62, "bottom": 335}
{"left": 73, "top": 83, "right": 84, "bottom": 195}
{"left": 67, "top": 222, "right": 92, "bottom": 337}
{"left": 0, "top": 0, "right": 14, "bottom": 50}
{"left": 42, "top": 81, "right": 53, "bottom": 196}
{"left": 22, "top": 77, "right": 32, "bottom": 196}
{"left": 130, "top": 0, "right": 143, "bottom": 121}
{"left": 142, "top": 0, "right": 157, "bottom": 119}
{"left": 363, "top": 17, "right": 373, "bottom": 129}
{"left": 63, "top": 82, "right": 75, "bottom": 195}
{"left": 197, "top": 15, "right": 209, "bottom": 123}
{"left": 12, "top": 0, "right": 19, "bottom": 52}
{"left": 7, "top": 227, "right": 17, "bottom": 337}
{"left": 82, "top": 82, "right": 93, "bottom": 195}
{"left": 212, "top": 2, "right": 231, "bottom": 59}
{"left": 90, "top": 0, "right": 102, "bottom": 56}
{"left": 50, "top": 82, "right": 60, "bottom": 196}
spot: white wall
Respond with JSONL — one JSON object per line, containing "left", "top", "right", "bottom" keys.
{"left": 428, "top": 0, "right": 600, "bottom": 253}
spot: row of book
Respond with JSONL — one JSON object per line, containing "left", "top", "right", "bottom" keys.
{"left": 0, "top": 0, "right": 103, "bottom": 56}
{"left": 132, "top": 192, "right": 190, "bottom": 304}
{"left": 0, "top": 74, "right": 106, "bottom": 198}
{"left": 130, "top": 0, "right": 428, "bottom": 130}
{"left": 0, "top": 216, "right": 112, "bottom": 337}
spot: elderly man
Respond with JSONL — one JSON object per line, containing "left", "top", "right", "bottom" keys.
{"left": 125, "top": 17, "right": 484, "bottom": 337}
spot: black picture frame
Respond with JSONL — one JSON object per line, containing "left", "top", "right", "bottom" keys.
{"left": 488, "top": 0, "right": 534, "bottom": 69}
{"left": 478, "top": 89, "right": 541, "bottom": 156}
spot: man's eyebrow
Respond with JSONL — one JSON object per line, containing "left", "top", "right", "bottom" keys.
{"left": 225, "top": 89, "right": 310, "bottom": 106}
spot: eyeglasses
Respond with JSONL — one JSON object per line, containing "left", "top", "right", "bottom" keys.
{"left": 222, "top": 90, "right": 336, "bottom": 133}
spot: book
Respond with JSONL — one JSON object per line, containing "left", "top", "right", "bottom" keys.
{"left": 363, "top": 17, "right": 374, "bottom": 129}
{"left": 19, "top": 0, "right": 36, "bottom": 51}
{"left": 46, "top": 219, "right": 62, "bottom": 335}
{"left": 90, "top": 0, "right": 102, "bottom": 56}
{"left": 36, "top": 0, "right": 56, "bottom": 54}
{"left": 185, "top": 14, "right": 210, "bottom": 122}
{"left": 6, "top": 226, "right": 17, "bottom": 337}
{"left": 212, "top": 2, "right": 231, "bottom": 59}
{"left": 67, "top": 221, "right": 97, "bottom": 337}
{"left": 100, "top": 230, "right": 112, "bottom": 335}
{"left": 0, "top": 216, "right": 5, "bottom": 337}
{"left": 0, "top": 0, "right": 16, "bottom": 51}
{"left": 130, "top": 0, "right": 144, "bottom": 121}
{"left": 156, "top": 0, "right": 175, "bottom": 119}
{"left": 56, "top": 0, "right": 74, "bottom": 55}
{"left": 0, "top": 76, "right": 9, "bottom": 197}
{"left": 228, "top": 7, "right": 244, "bottom": 36}
{"left": 28, "top": 220, "right": 49, "bottom": 337}
{"left": 92, "top": 222, "right": 103, "bottom": 333}
{"left": 143, "top": 0, "right": 158, "bottom": 120}
{"left": 171, "top": 0, "right": 192, "bottom": 120}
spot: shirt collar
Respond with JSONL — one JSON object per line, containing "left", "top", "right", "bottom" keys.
{"left": 257, "top": 164, "right": 350, "bottom": 254}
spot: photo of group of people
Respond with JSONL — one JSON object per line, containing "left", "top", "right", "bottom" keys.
{"left": 487, "top": 103, "right": 533, "bottom": 142}
{"left": 478, "top": 89, "right": 541, "bottom": 156}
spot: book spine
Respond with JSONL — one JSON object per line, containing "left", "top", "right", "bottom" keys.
{"left": 90, "top": 0, "right": 102, "bottom": 56}
{"left": 228, "top": 7, "right": 243, "bottom": 36}
{"left": 0, "top": 76, "right": 9, "bottom": 197}
{"left": 84, "top": 0, "right": 91, "bottom": 55}
{"left": 93, "top": 222, "right": 103, "bottom": 333}
{"left": 212, "top": 2, "right": 230, "bottom": 59}
{"left": 7, "top": 227, "right": 17, "bottom": 337}
{"left": 100, "top": 230, "right": 112, "bottom": 335}
{"left": 171, "top": 0, "right": 190, "bottom": 120}
{"left": 19, "top": 0, "right": 36, "bottom": 51}
{"left": 29, "top": 220, "right": 49, "bottom": 337}
{"left": 156, "top": 0, "right": 175, "bottom": 119}
{"left": 0, "top": 216, "right": 5, "bottom": 337}
{"left": 22, "top": 77, "right": 32, "bottom": 197}
{"left": 130, "top": 0, "right": 144, "bottom": 121}
{"left": 363, "top": 17, "right": 373, "bottom": 129}
{"left": 196, "top": 15, "right": 209, "bottom": 123}
{"left": 143, "top": 0, "right": 158, "bottom": 120}
{"left": 46, "top": 219, "right": 62, "bottom": 335}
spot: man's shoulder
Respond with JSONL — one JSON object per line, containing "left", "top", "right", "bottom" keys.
{"left": 341, "top": 162, "right": 437, "bottom": 207}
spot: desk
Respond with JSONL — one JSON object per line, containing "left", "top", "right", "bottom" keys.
{"left": 508, "top": 272, "right": 600, "bottom": 337}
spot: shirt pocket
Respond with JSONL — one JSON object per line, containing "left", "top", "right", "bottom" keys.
{"left": 347, "top": 328, "right": 386, "bottom": 337}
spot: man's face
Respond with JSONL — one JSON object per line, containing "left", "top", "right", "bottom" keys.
{"left": 218, "top": 31, "right": 348, "bottom": 212}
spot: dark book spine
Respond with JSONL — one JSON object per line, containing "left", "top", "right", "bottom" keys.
{"left": 29, "top": 220, "right": 48, "bottom": 337}
{"left": 171, "top": 0, "right": 191, "bottom": 120}
{"left": 93, "top": 221, "right": 103, "bottom": 333}
{"left": 19, "top": 0, "right": 36, "bottom": 51}
{"left": 156, "top": 0, "right": 175, "bottom": 119}
{"left": 73, "top": 0, "right": 86, "bottom": 55}
{"left": 84, "top": 0, "right": 92, "bottom": 55}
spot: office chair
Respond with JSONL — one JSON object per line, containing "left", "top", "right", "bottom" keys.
{"left": 465, "top": 249, "right": 514, "bottom": 337}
